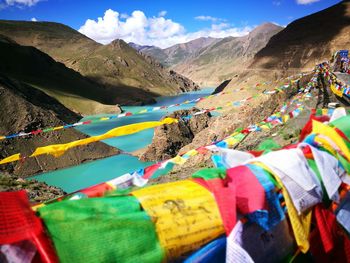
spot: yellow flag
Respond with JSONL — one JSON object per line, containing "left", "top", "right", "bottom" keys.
{"left": 282, "top": 115, "right": 290, "bottom": 123}
{"left": 0, "top": 153, "right": 21, "bottom": 165}
{"left": 225, "top": 137, "right": 240, "bottom": 146}
{"left": 53, "top": 126, "right": 64, "bottom": 131}
{"left": 277, "top": 175, "right": 312, "bottom": 253}
{"left": 170, "top": 155, "right": 187, "bottom": 165}
{"left": 256, "top": 162, "right": 312, "bottom": 253}
{"left": 312, "top": 120, "right": 350, "bottom": 161}
{"left": 330, "top": 84, "right": 343, "bottom": 97}
{"left": 31, "top": 117, "right": 178, "bottom": 158}
{"left": 132, "top": 180, "right": 224, "bottom": 260}
{"left": 183, "top": 149, "right": 198, "bottom": 157}
{"left": 314, "top": 136, "right": 338, "bottom": 157}
{"left": 0, "top": 118, "right": 178, "bottom": 164}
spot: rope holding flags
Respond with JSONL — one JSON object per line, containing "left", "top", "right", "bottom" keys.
{"left": 0, "top": 78, "right": 300, "bottom": 141}
{"left": 0, "top": 77, "right": 304, "bottom": 165}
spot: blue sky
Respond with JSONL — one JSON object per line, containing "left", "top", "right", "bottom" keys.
{"left": 0, "top": 0, "right": 342, "bottom": 47}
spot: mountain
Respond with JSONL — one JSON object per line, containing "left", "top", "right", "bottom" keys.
{"left": 0, "top": 35, "right": 125, "bottom": 115}
{"left": 0, "top": 20, "right": 199, "bottom": 107}
{"left": 252, "top": 0, "right": 350, "bottom": 71}
{"left": 0, "top": 75, "right": 120, "bottom": 178}
{"left": 128, "top": 42, "right": 156, "bottom": 52}
{"left": 135, "top": 37, "right": 221, "bottom": 67}
{"left": 173, "top": 23, "right": 283, "bottom": 86}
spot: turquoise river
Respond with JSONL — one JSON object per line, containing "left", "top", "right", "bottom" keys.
{"left": 30, "top": 88, "right": 214, "bottom": 193}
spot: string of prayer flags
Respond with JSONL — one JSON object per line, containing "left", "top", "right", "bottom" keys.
{"left": 0, "top": 80, "right": 292, "bottom": 142}
{"left": 0, "top": 69, "right": 308, "bottom": 143}
{"left": 0, "top": 81, "right": 308, "bottom": 165}
{"left": 0, "top": 118, "right": 178, "bottom": 165}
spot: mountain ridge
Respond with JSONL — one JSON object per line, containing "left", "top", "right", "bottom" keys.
{"left": 252, "top": 0, "right": 350, "bottom": 71}
{"left": 129, "top": 23, "right": 283, "bottom": 86}
{"left": 0, "top": 34, "right": 124, "bottom": 115}
{"left": 173, "top": 23, "right": 283, "bottom": 85}
{"left": 0, "top": 20, "right": 199, "bottom": 107}
{"left": 132, "top": 37, "right": 222, "bottom": 68}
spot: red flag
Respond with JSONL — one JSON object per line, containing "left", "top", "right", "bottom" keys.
{"left": 0, "top": 191, "right": 58, "bottom": 263}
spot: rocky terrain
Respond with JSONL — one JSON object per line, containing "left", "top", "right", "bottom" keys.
{"left": 0, "top": 174, "right": 65, "bottom": 203}
{"left": 0, "top": 76, "right": 120, "bottom": 179}
{"left": 0, "top": 20, "right": 199, "bottom": 108}
{"left": 140, "top": 52, "right": 199, "bottom": 93}
{"left": 140, "top": 108, "right": 211, "bottom": 161}
{"left": 132, "top": 37, "right": 221, "bottom": 68}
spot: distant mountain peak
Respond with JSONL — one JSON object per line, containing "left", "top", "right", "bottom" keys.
{"left": 109, "top": 39, "right": 130, "bottom": 49}
{"left": 128, "top": 42, "right": 160, "bottom": 52}
{"left": 250, "top": 22, "right": 283, "bottom": 35}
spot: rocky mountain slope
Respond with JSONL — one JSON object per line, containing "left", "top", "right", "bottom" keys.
{"left": 0, "top": 76, "right": 120, "bottom": 178}
{"left": 128, "top": 42, "right": 156, "bottom": 52}
{"left": 0, "top": 20, "right": 199, "bottom": 106}
{"left": 253, "top": 0, "right": 350, "bottom": 72}
{"left": 0, "top": 35, "right": 122, "bottom": 115}
{"left": 131, "top": 23, "right": 282, "bottom": 86}
{"left": 173, "top": 23, "right": 283, "bottom": 86}
{"left": 135, "top": 37, "right": 221, "bottom": 68}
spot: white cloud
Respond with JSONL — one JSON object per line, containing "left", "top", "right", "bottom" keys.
{"left": 5, "top": 0, "right": 42, "bottom": 6}
{"left": 194, "top": 15, "right": 226, "bottom": 22}
{"left": 296, "top": 0, "right": 320, "bottom": 5}
{"left": 31, "top": 17, "right": 37, "bottom": 21}
{"left": 158, "top": 10, "right": 167, "bottom": 17}
{"left": 79, "top": 9, "right": 251, "bottom": 48}
{"left": 273, "top": 1, "right": 282, "bottom": 6}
